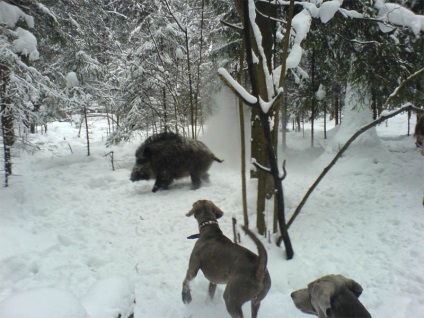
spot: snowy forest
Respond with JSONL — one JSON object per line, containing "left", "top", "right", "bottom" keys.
{"left": 1, "top": 0, "right": 424, "bottom": 317}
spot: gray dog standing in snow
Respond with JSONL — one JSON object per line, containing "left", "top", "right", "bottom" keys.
{"left": 182, "top": 200, "right": 271, "bottom": 318}
{"left": 291, "top": 274, "right": 371, "bottom": 318}
{"left": 130, "top": 132, "right": 223, "bottom": 192}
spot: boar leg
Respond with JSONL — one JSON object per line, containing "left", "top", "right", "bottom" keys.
{"left": 201, "top": 173, "right": 210, "bottom": 183}
{"left": 152, "top": 176, "right": 171, "bottom": 192}
{"left": 190, "top": 174, "right": 201, "bottom": 190}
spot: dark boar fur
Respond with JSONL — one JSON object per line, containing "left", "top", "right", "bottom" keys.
{"left": 130, "top": 132, "right": 223, "bottom": 192}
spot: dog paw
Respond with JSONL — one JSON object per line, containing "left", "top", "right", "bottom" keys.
{"left": 182, "top": 292, "right": 192, "bottom": 304}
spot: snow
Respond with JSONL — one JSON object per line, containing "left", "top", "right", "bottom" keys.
{"left": 218, "top": 67, "right": 257, "bottom": 105}
{"left": 291, "top": 9, "right": 312, "bottom": 45}
{"left": 12, "top": 27, "right": 39, "bottom": 61}
{"left": 339, "top": 8, "right": 364, "bottom": 19}
{"left": 67, "top": 72, "right": 80, "bottom": 89}
{"left": 81, "top": 276, "right": 134, "bottom": 318}
{"left": 175, "top": 48, "right": 184, "bottom": 60}
{"left": 318, "top": 0, "right": 342, "bottom": 24}
{"left": 0, "top": 288, "right": 88, "bottom": 318}
{"left": 0, "top": 1, "right": 34, "bottom": 28}
{"left": 0, "top": 91, "right": 423, "bottom": 318}
{"left": 376, "top": 2, "right": 423, "bottom": 35}
{"left": 326, "top": 82, "right": 380, "bottom": 152}
{"left": 285, "top": 43, "right": 303, "bottom": 70}
{"left": 315, "top": 84, "right": 326, "bottom": 101}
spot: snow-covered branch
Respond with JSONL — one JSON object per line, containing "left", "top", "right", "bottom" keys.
{"left": 217, "top": 68, "right": 257, "bottom": 107}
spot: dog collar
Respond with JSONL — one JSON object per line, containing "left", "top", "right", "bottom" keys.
{"left": 199, "top": 220, "right": 218, "bottom": 229}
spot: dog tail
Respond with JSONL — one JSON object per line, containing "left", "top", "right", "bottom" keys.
{"left": 241, "top": 225, "right": 268, "bottom": 281}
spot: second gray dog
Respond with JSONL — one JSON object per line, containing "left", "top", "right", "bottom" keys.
{"left": 182, "top": 200, "right": 271, "bottom": 318}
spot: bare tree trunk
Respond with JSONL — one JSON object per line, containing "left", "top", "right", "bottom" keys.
{"left": 163, "top": 87, "right": 168, "bottom": 132}
{"left": 1, "top": 65, "right": 15, "bottom": 187}
{"left": 324, "top": 102, "right": 327, "bottom": 140}
{"left": 83, "top": 106, "right": 90, "bottom": 156}
{"left": 194, "top": 0, "right": 206, "bottom": 138}
{"left": 311, "top": 48, "right": 316, "bottom": 148}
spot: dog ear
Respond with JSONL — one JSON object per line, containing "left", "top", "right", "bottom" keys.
{"left": 345, "top": 278, "right": 363, "bottom": 298}
{"left": 186, "top": 208, "right": 195, "bottom": 217}
{"left": 308, "top": 279, "right": 332, "bottom": 317}
{"left": 208, "top": 201, "right": 224, "bottom": 219}
{"left": 186, "top": 200, "right": 201, "bottom": 217}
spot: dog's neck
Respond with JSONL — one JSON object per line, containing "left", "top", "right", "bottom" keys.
{"left": 199, "top": 220, "right": 218, "bottom": 230}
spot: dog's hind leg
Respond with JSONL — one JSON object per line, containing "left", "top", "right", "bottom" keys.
{"left": 251, "top": 300, "right": 261, "bottom": 318}
{"left": 208, "top": 282, "right": 217, "bottom": 300}
{"left": 224, "top": 289, "right": 244, "bottom": 318}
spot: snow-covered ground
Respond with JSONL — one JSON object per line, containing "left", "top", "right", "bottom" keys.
{"left": 0, "top": 95, "right": 423, "bottom": 317}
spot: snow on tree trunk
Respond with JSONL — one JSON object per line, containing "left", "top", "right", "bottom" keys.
{"left": 326, "top": 81, "right": 383, "bottom": 153}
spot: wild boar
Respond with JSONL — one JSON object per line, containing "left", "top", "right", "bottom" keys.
{"left": 130, "top": 132, "right": 223, "bottom": 192}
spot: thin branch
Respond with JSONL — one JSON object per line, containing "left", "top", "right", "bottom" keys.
{"left": 384, "top": 68, "right": 424, "bottom": 109}
{"left": 220, "top": 19, "right": 243, "bottom": 32}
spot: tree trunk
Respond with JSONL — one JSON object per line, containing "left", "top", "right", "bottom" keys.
{"left": 1, "top": 64, "right": 15, "bottom": 186}
{"left": 238, "top": 0, "right": 294, "bottom": 259}
{"left": 324, "top": 102, "right": 327, "bottom": 140}
{"left": 311, "top": 48, "right": 316, "bottom": 148}
{"left": 83, "top": 106, "right": 90, "bottom": 156}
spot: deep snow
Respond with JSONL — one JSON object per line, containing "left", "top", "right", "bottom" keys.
{"left": 0, "top": 94, "right": 423, "bottom": 317}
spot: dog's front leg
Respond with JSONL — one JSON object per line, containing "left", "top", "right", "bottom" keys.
{"left": 208, "top": 282, "right": 217, "bottom": 300}
{"left": 182, "top": 258, "right": 200, "bottom": 304}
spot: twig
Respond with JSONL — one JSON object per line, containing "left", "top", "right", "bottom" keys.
{"left": 104, "top": 151, "right": 115, "bottom": 171}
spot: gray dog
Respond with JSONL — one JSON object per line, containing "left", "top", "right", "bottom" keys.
{"left": 291, "top": 274, "right": 371, "bottom": 318}
{"left": 182, "top": 200, "right": 271, "bottom": 318}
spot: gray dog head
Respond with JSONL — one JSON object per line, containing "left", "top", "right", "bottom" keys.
{"left": 291, "top": 288, "right": 318, "bottom": 315}
{"left": 186, "top": 200, "right": 224, "bottom": 226}
{"left": 291, "top": 275, "right": 370, "bottom": 318}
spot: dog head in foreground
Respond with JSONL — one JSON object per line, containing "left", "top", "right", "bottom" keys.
{"left": 186, "top": 199, "right": 223, "bottom": 226}
{"left": 291, "top": 274, "right": 371, "bottom": 318}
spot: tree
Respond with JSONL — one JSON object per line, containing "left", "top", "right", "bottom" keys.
{"left": 220, "top": 0, "right": 295, "bottom": 259}
{"left": 110, "top": 0, "right": 227, "bottom": 143}
{"left": 0, "top": 0, "right": 64, "bottom": 186}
